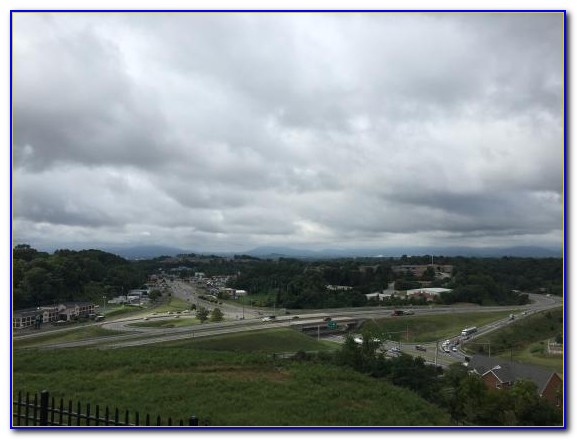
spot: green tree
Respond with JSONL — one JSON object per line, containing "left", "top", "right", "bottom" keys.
{"left": 422, "top": 266, "right": 436, "bottom": 281}
{"left": 509, "top": 380, "right": 562, "bottom": 426}
{"left": 196, "top": 307, "right": 209, "bottom": 323}
{"left": 453, "top": 374, "right": 489, "bottom": 424}
{"left": 148, "top": 289, "right": 161, "bottom": 303}
{"left": 210, "top": 308, "right": 224, "bottom": 322}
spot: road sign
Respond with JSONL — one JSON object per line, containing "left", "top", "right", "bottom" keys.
{"left": 327, "top": 321, "right": 337, "bottom": 330}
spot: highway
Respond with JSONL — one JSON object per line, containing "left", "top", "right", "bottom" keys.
{"left": 17, "top": 282, "right": 562, "bottom": 359}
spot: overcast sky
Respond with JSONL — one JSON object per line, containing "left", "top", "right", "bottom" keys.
{"left": 12, "top": 12, "right": 564, "bottom": 253}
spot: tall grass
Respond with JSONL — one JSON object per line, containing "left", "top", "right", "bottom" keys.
{"left": 13, "top": 346, "right": 451, "bottom": 426}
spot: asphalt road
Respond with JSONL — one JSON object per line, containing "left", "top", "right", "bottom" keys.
{"left": 18, "top": 287, "right": 562, "bottom": 359}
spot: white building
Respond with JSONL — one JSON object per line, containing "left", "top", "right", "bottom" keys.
{"left": 365, "top": 292, "right": 395, "bottom": 301}
{"left": 405, "top": 287, "right": 452, "bottom": 301}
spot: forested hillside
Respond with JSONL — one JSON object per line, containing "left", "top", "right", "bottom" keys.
{"left": 12, "top": 244, "right": 148, "bottom": 309}
{"left": 12, "top": 245, "right": 563, "bottom": 311}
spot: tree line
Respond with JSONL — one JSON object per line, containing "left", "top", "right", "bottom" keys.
{"left": 13, "top": 244, "right": 149, "bottom": 309}
{"left": 226, "top": 255, "right": 561, "bottom": 309}
{"left": 13, "top": 245, "right": 562, "bottom": 311}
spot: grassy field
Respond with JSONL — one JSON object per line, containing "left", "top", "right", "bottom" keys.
{"left": 361, "top": 310, "right": 515, "bottom": 342}
{"left": 149, "top": 297, "right": 191, "bottom": 313}
{"left": 12, "top": 325, "right": 124, "bottom": 349}
{"left": 233, "top": 292, "right": 276, "bottom": 308}
{"left": 160, "top": 328, "right": 340, "bottom": 353}
{"left": 128, "top": 316, "right": 200, "bottom": 328}
{"left": 504, "top": 342, "right": 564, "bottom": 373}
{"left": 13, "top": 336, "right": 451, "bottom": 426}
{"left": 103, "top": 304, "right": 148, "bottom": 318}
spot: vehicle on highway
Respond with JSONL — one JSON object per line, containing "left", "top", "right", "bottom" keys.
{"left": 323, "top": 316, "right": 332, "bottom": 321}
{"left": 262, "top": 316, "right": 276, "bottom": 322}
{"left": 461, "top": 327, "right": 478, "bottom": 337}
{"left": 291, "top": 316, "right": 300, "bottom": 320}
{"left": 392, "top": 310, "right": 414, "bottom": 316}
{"left": 415, "top": 345, "right": 426, "bottom": 352}
{"left": 354, "top": 336, "right": 380, "bottom": 344}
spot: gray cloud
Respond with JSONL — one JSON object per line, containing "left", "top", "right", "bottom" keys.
{"left": 12, "top": 12, "right": 564, "bottom": 252}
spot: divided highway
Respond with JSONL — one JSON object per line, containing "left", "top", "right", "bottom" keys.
{"left": 18, "top": 281, "right": 562, "bottom": 360}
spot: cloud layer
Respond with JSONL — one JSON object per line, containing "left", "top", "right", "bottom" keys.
{"left": 12, "top": 12, "right": 564, "bottom": 252}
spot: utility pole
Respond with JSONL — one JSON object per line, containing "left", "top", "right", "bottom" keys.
{"left": 434, "top": 340, "right": 439, "bottom": 367}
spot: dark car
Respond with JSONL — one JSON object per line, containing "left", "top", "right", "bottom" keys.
{"left": 415, "top": 345, "right": 426, "bottom": 352}
{"left": 323, "top": 317, "right": 331, "bottom": 321}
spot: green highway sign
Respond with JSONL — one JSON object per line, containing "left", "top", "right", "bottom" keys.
{"left": 327, "top": 321, "right": 337, "bottom": 329}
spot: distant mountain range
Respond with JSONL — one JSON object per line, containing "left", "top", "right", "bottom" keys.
{"left": 243, "top": 245, "right": 563, "bottom": 259}
{"left": 103, "top": 245, "right": 188, "bottom": 260}
{"left": 103, "top": 244, "right": 563, "bottom": 260}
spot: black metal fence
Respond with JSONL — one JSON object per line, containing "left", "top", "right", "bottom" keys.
{"left": 13, "top": 390, "right": 199, "bottom": 427}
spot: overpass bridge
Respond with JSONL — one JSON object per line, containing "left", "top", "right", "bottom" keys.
{"left": 289, "top": 316, "right": 365, "bottom": 336}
